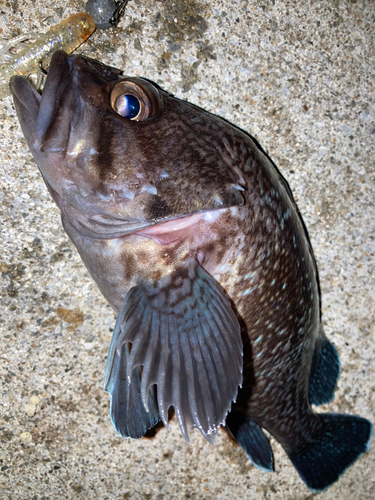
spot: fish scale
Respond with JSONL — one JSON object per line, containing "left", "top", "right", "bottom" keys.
{"left": 10, "top": 50, "right": 372, "bottom": 493}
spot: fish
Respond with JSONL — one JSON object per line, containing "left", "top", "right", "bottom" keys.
{"left": 0, "top": 13, "right": 95, "bottom": 100}
{"left": 10, "top": 50, "right": 372, "bottom": 492}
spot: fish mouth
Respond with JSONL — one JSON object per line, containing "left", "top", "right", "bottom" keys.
{"left": 10, "top": 50, "right": 122, "bottom": 153}
{"left": 10, "top": 72, "right": 42, "bottom": 140}
{"left": 10, "top": 50, "right": 69, "bottom": 150}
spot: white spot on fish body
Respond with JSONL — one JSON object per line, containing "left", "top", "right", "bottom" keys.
{"left": 97, "top": 191, "right": 112, "bottom": 202}
{"left": 213, "top": 193, "right": 223, "bottom": 205}
{"left": 264, "top": 381, "right": 274, "bottom": 393}
{"left": 120, "top": 189, "right": 135, "bottom": 200}
{"left": 203, "top": 210, "right": 221, "bottom": 222}
{"left": 272, "top": 342, "right": 283, "bottom": 354}
{"left": 67, "top": 139, "right": 85, "bottom": 157}
{"left": 140, "top": 183, "right": 158, "bottom": 195}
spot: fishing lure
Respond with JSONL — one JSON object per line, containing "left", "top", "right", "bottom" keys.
{"left": 0, "top": 13, "right": 96, "bottom": 100}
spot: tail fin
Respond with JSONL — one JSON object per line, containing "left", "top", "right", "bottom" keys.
{"left": 288, "top": 414, "right": 373, "bottom": 492}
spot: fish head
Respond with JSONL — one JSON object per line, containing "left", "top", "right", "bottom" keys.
{"left": 10, "top": 50, "right": 244, "bottom": 239}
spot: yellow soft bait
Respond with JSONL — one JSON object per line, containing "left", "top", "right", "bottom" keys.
{"left": 0, "top": 13, "right": 95, "bottom": 99}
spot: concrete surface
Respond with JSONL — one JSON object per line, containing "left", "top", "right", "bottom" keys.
{"left": 0, "top": 0, "right": 374, "bottom": 499}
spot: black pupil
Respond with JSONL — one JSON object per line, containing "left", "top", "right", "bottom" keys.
{"left": 116, "top": 94, "right": 141, "bottom": 119}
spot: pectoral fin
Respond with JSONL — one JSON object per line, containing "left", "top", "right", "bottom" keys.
{"left": 104, "top": 259, "right": 243, "bottom": 443}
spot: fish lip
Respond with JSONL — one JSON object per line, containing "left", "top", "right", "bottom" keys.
{"left": 11, "top": 51, "right": 119, "bottom": 155}
{"left": 10, "top": 50, "right": 73, "bottom": 152}
{"left": 10, "top": 75, "right": 41, "bottom": 135}
{"left": 10, "top": 74, "right": 41, "bottom": 109}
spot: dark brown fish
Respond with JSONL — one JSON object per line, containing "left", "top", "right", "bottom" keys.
{"left": 10, "top": 50, "right": 372, "bottom": 492}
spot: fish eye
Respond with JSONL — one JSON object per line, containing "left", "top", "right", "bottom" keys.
{"left": 116, "top": 94, "right": 141, "bottom": 120}
{"left": 110, "top": 78, "right": 163, "bottom": 121}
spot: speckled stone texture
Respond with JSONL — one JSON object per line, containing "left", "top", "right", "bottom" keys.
{"left": 0, "top": 1, "right": 374, "bottom": 499}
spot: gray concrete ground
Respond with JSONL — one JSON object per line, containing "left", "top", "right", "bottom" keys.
{"left": 0, "top": 1, "right": 374, "bottom": 499}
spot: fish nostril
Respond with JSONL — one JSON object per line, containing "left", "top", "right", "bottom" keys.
{"left": 67, "top": 54, "right": 85, "bottom": 70}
